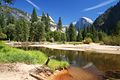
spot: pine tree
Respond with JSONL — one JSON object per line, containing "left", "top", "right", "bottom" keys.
{"left": 22, "top": 20, "right": 29, "bottom": 41}
{"left": 116, "top": 21, "right": 120, "bottom": 35}
{"left": 77, "top": 29, "right": 83, "bottom": 42}
{"left": 61, "top": 33, "right": 66, "bottom": 42}
{"left": 31, "top": 8, "right": 38, "bottom": 23}
{"left": 30, "top": 8, "right": 38, "bottom": 41}
{"left": 29, "top": 22, "right": 36, "bottom": 41}
{"left": 66, "top": 27, "right": 70, "bottom": 41}
{"left": 35, "top": 21, "right": 46, "bottom": 42}
{"left": 7, "top": 16, "right": 15, "bottom": 25}
{"left": 5, "top": 24, "right": 15, "bottom": 40}
{"left": 57, "top": 17, "right": 62, "bottom": 31}
{"left": 15, "top": 19, "right": 29, "bottom": 41}
{"left": 53, "top": 31, "right": 61, "bottom": 41}
{"left": 45, "top": 13, "right": 50, "bottom": 32}
{"left": 68, "top": 23, "right": 77, "bottom": 41}
{"left": 41, "top": 11, "right": 46, "bottom": 22}
{"left": 0, "top": 13, "right": 6, "bottom": 30}
{"left": 82, "top": 27, "right": 87, "bottom": 40}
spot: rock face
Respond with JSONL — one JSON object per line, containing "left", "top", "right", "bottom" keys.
{"left": 75, "top": 17, "right": 93, "bottom": 30}
{"left": 0, "top": 6, "right": 31, "bottom": 20}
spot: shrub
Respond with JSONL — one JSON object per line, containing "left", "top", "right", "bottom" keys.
{"left": 83, "top": 38, "right": 92, "bottom": 44}
{"left": 103, "top": 35, "right": 120, "bottom": 46}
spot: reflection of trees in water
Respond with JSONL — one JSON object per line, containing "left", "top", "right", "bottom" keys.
{"left": 79, "top": 52, "right": 120, "bottom": 71}
{"left": 21, "top": 47, "right": 120, "bottom": 72}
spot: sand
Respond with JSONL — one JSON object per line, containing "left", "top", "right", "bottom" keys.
{"left": 6, "top": 42, "right": 120, "bottom": 54}
{"left": 29, "top": 43, "right": 120, "bottom": 54}
{"left": 0, "top": 63, "right": 40, "bottom": 80}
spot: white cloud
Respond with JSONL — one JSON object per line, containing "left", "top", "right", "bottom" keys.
{"left": 25, "top": 0, "right": 40, "bottom": 10}
{"left": 83, "top": 0, "right": 117, "bottom": 11}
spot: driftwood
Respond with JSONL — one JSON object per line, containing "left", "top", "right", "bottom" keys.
{"left": 29, "top": 65, "right": 53, "bottom": 80}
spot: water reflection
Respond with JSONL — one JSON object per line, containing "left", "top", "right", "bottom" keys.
{"left": 23, "top": 47, "right": 120, "bottom": 72}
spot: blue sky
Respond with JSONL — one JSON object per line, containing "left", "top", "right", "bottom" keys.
{"left": 11, "top": 0, "right": 119, "bottom": 25}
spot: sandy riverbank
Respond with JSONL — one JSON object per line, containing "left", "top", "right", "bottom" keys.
{"left": 6, "top": 42, "right": 120, "bottom": 54}
{"left": 30, "top": 43, "right": 120, "bottom": 54}
{"left": 0, "top": 63, "right": 39, "bottom": 80}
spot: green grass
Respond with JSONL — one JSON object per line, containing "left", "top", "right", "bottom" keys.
{"left": 0, "top": 41, "right": 69, "bottom": 69}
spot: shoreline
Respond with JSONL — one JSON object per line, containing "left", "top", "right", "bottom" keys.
{"left": 6, "top": 42, "right": 120, "bottom": 54}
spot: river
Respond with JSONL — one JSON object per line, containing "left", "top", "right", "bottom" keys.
{"left": 21, "top": 47, "right": 120, "bottom": 72}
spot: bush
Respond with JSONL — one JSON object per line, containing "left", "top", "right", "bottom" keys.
{"left": 83, "top": 38, "right": 92, "bottom": 44}
{"left": 103, "top": 35, "right": 120, "bottom": 46}
{"left": 0, "top": 32, "right": 7, "bottom": 39}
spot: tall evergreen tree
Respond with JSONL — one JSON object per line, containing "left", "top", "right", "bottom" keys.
{"left": 35, "top": 21, "right": 46, "bottom": 42}
{"left": 82, "top": 27, "right": 87, "bottom": 40}
{"left": 53, "top": 31, "right": 61, "bottom": 41}
{"left": 5, "top": 24, "right": 15, "bottom": 40}
{"left": 61, "top": 33, "right": 66, "bottom": 42}
{"left": 29, "top": 22, "right": 36, "bottom": 41}
{"left": 68, "top": 23, "right": 77, "bottom": 41}
{"left": 22, "top": 20, "right": 29, "bottom": 41}
{"left": 66, "top": 27, "right": 70, "bottom": 41}
{"left": 31, "top": 8, "right": 38, "bottom": 23}
{"left": 30, "top": 8, "right": 38, "bottom": 41}
{"left": 116, "top": 21, "right": 120, "bottom": 35}
{"left": 6, "top": 16, "right": 15, "bottom": 25}
{"left": 57, "top": 17, "right": 62, "bottom": 31}
{"left": 0, "top": 13, "right": 6, "bottom": 30}
{"left": 77, "top": 29, "right": 83, "bottom": 42}
{"left": 45, "top": 13, "right": 50, "bottom": 32}
{"left": 41, "top": 12, "right": 46, "bottom": 22}
{"left": 15, "top": 19, "right": 29, "bottom": 41}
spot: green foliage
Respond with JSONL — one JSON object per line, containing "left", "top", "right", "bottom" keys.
{"left": 61, "top": 33, "right": 66, "bottom": 42}
{"left": 83, "top": 37, "right": 93, "bottom": 44}
{"left": 86, "top": 33, "right": 93, "bottom": 39}
{"left": 41, "top": 12, "right": 46, "bottom": 22}
{"left": 0, "top": 13, "right": 6, "bottom": 29}
{"left": 116, "top": 21, "right": 120, "bottom": 35}
{"left": 4, "top": 24, "right": 15, "bottom": 40}
{"left": 0, "top": 42, "right": 69, "bottom": 69}
{"left": 53, "top": 31, "right": 61, "bottom": 42}
{"left": 77, "top": 29, "right": 83, "bottom": 42}
{"left": 103, "top": 35, "right": 120, "bottom": 46}
{"left": 14, "top": 19, "right": 29, "bottom": 41}
{"left": 31, "top": 8, "right": 38, "bottom": 23}
{"left": 82, "top": 27, "right": 87, "bottom": 39}
{"left": 45, "top": 13, "right": 50, "bottom": 32}
{"left": 57, "top": 17, "right": 62, "bottom": 31}
{"left": 0, "top": 32, "right": 7, "bottom": 39}
{"left": 6, "top": 16, "right": 15, "bottom": 25}
{"left": 35, "top": 21, "right": 46, "bottom": 42}
{"left": 68, "top": 23, "right": 77, "bottom": 41}
{"left": 65, "top": 27, "right": 70, "bottom": 41}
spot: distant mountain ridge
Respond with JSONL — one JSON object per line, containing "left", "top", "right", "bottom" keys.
{"left": 0, "top": 6, "right": 59, "bottom": 31}
{"left": 75, "top": 17, "right": 93, "bottom": 30}
{"left": 93, "top": 1, "right": 120, "bottom": 35}
{"left": 0, "top": 6, "right": 31, "bottom": 20}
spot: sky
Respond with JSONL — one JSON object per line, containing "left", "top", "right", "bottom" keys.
{"left": 11, "top": 0, "right": 119, "bottom": 25}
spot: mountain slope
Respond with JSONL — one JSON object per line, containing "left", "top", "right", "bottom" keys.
{"left": 0, "top": 6, "right": 31, "bottom": 20}
{"left": 93, "top": 1, "right": 120, "bottom": 35}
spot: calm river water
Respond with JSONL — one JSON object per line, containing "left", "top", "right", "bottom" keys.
{"left": 22, "top": 47, "right": 120, "bottom": 72}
